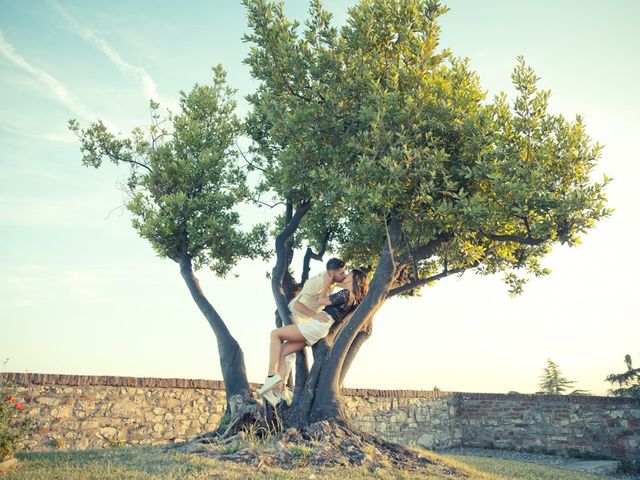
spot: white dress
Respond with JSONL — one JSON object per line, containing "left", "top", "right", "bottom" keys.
{"left": 297, "top": 312, "right": 333, "bottom": 346}
{"left": 296, "top": 289, "right": 353, "bottom": 346}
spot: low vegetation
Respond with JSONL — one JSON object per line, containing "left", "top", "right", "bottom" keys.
{"left": 0, "top": 445, "right": 609, "bottom": 480}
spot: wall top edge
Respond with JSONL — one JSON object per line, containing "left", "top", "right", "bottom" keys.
{"left": 2, "top": 372, "right": 638, "bottom": 404}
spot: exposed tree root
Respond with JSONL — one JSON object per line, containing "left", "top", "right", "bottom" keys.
{"left": 173, "top": 419, "right": 467, "bottom": 476}
{"left": 190, "top": 395, "right": 269, "bottom": 444}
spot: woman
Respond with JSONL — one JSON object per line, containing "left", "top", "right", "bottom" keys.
{"left": 256, "top": 269, "right": 368, "bottom": 406}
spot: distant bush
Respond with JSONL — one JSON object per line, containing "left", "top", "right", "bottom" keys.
{"left": 606, "top": 354, "right": 640, "bottom": 398}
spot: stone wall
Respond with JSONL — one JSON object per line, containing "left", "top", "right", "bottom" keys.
{"left": 2, "top": 373, "right": 639, "bottom": 466}
{"left": 2, "top": 374, "right": 228, "bottom": 451}
{"left": 458, "top": 394, "right": 640, "bottom": 462}
{"left": 344, "top": 390, "right": 461, "bottom": 448}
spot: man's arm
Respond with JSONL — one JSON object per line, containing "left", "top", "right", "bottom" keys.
{"left": 292, "top": 301, "right": 319, "bottom": 318}
{"left": 293, "top": 298, "right": 331, "bottom": 322}
{"left": 318, "top": 272, "right": 333, "bottom": 306}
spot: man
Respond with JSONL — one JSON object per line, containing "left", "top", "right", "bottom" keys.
{"left": 289, "top": 257, "right": 347, "bottom": 325}
{"left": 266, "top": 257, "right": 347, "bottom": 405}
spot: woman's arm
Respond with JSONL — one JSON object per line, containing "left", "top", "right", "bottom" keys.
{"left": 320, "top": 289, "right": 350, "bottom": 308}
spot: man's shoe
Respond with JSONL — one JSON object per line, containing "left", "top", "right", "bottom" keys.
{"left": 256, "top": 373, "right": 282, "bottom": 397}
{"left": 262, "top": 389, "right": 280, "bottom": 407}
{"left": 280, "top": 387, "right": 293, "bottom": 406}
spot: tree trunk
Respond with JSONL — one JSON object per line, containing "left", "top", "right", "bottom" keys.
{"left": 179, "top": 257, "right": 253, "bottom": 406}
{"left": 339, "top": 319, "right": 373, "bottom": 387}
{"left": 282, "top": 214, "right": 403, "bottom": 426}
{"left": 270, "top": 201, "right": 312, "bottom": 396}
{"left": 309, "top": 255, "right": 397, "bottom": 422}
{"left": 271, "top": 201, "right": 311, "bottom": 325}
{"left": 281, "top": 338, "right": 333, "bottom": 428}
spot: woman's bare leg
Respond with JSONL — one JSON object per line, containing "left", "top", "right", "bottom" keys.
{"left": 268, "top": 324, "right": 306, "bottom": 375}
{"left": 273, "top": 340, "right": 306, "bottom": 395}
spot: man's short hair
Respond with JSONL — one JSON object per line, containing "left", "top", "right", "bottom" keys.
{"left": 326, "top": 258, "right": 346, "bottom": 271}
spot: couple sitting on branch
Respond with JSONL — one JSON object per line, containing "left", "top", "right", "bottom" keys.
{"left": 256, "top": 258, "right": 368, "bottom": 406}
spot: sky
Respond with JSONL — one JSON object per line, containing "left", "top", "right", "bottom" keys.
{"left": 1, "top": 0, "right": 638, "bottom": 396}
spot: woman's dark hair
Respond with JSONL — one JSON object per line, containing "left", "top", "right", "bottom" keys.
{"left": 326, "top": 257, "right": 345, "bottom": 271}
{"left": 351, "top": 269, "right": 368, "bottom": 303}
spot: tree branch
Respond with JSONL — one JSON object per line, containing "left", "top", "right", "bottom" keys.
{"left": 478, "top": 231, "right": 547, "bottom": 245}
{"left": 271, "top": 200, "right": 312, "bottom": 326}
{"left": 253, "top": 198, "right": 286, "bottom": 209}
{"left": 284, "top": 80, "right": 314, "bottom": 103}
{"left": 396, "top": 232, "right": 453, "bottom": 264}
{"left": 235, "top": 139, "right": 268, "bottom": 173}
{"left": 301, "top": 231, "right": 331, "bottom": 285}
{"left": 387, "top": 262, "right": 478, "bottom": 298}
{"left": 99, "top": 146, "right": 153, "bottom": 173}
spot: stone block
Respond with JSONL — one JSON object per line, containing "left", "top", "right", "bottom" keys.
{"left": 110, "top": 400, "right": 138, "bottom": 417}
{"left": 51, "top": 404, "right": 74, "bottom": 419}
{"left": 417, "top": 433, "right": 435, "bottom": 447}
{"left": 98, "top": 427, "right": 117, "bottom": 439}
{"left": 36, "top": 397, "right": 60, "bottom": 406}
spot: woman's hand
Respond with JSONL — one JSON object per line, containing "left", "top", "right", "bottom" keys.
{"left": 314, "top": 312, "right": 331, "bottom": 323}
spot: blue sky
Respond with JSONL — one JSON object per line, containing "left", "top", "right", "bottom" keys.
{"left": 1, "top": 0, "right": 638, "bottom": 395}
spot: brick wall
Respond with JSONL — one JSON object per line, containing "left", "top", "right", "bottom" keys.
{"left": 2, "top": 373, "right": 638, "bottom": 466}
{"left": 458, "top": 393, "right": 640, "bottom": 461}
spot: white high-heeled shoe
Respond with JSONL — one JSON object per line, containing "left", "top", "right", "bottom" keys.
{"left": 262, "top": 389, "right": 280, "bottom": 407}
{"left": 280, "top": 387, "right": 293, "bottom": 406}
{"left": 256, "top": 373, "right": 282, "bottom": 397}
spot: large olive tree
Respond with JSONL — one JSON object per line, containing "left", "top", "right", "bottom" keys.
{"left": 70, "top": 67, "right": 269, "bottom": 429}
{"left": 71, "top": 0, "right": 610, "bottom": 441}
{"left": 241, "top": 0, "right": 610, "bottom": 427}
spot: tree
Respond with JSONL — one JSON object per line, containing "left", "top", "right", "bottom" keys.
{"left": 71, "top": 0, "right": 611, "bottom": 460}
{"left": 69, "top": 66, "right": 270, "bottom": 430}
{"left": 606, "top": 354, "right": 640, "bottom": 398}
{"left": 537, "top": 359, "right": 576, "bottom": 395}
{"left": 242, "top": 0, "right": 610, "bottom": 428}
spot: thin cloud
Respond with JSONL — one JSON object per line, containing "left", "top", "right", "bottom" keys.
{"left": 0, "top": 194, "right": 130, "bottom": 230}
{"left": 0, "top": 30, "right": 95, "bottom": 121}
{"left": 0, "top": 118, "right": 75, "bottom": 144}
{"left": 48, "top": 0, "right": 179, "bottom": 112}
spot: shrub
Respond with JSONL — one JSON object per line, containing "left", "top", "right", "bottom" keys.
{"left": 52, "top": 437, "right": 66, "bottom": 449}
{"left": 0, "top": 369, "right": 34, "bottom": 460}
{"left": 287, "top": 444, "right": 312, "bottom": 458}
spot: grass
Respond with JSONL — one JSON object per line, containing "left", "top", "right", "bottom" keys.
{"left": 1, "top": 445, "right": 610, "bottom": 480}
{"left": 438, "top": 453, "right": 607, "bottom": 480}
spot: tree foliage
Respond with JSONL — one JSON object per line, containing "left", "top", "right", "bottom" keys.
{"left": 70, "top": 0, "right": 612, "bottom": 432}
{"left": 606, "top": 354, "right": 640, "bottom": 398}
{"left": 243, "top": 0, "right": 611, "bottom": 296}
{"left": 537, "top": 358, "right": 576, "bottom": 395}
{"left": 69, "top": 66, "right": 269, "bottom": 274}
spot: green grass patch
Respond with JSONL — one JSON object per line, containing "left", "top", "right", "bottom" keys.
{"left": 2, "top": 445, "right": 612, "bottom": 480}
{"left": 445, "top": 453, "right": 607, "bottom": 480}
{"left": 286, "top": 444, "right": 312, "bottom": 458}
